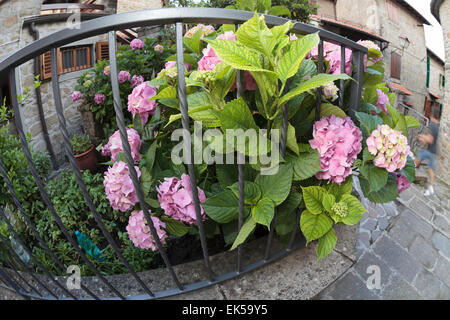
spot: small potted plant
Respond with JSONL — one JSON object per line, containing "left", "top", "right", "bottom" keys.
{"left": 71, "top": 133, "right": 97, "bottom": 171}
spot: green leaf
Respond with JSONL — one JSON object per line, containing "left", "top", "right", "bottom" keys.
{"left": 405, "top": 116, "right": 421, "bottom": 129}
{"left": 205, "top": 38, "right": 270, "bottom": 72}
{"left": 203, "top": 190, "right": 239, "bottom": 223}
{"left": 166, "top": 53, "right": 198, "bottom": 69}
{"left": 355, "top": 112, "right": 383, "bottom": 135}
{"left": 165, "top": 105, "right": 214, "bottom": 127}
{"left": 270, "top": 21, "right": 294, "bottom": 41}
{"left": 279, "top": 73, "right": 351, "bottom": 106}
{"left": 399, "top": 156, "right": 416, "bottom": 183}
{"left": 286, "top": 145, "right": 321, "bottom": 181}
{"left": 325, "top": 177, "right": 353, "bottom": 202}
{"left": 152, "top": 86, "right": 177, "bottom": 100}
{"left": 254, "top": 164, "right": 293, "bottom": 205}
{"left": 268, "top": 5, "right": 291, "bottom": 17}
{"left": 187, "top": 91, "right": 213, "bottom": 108}
{"left": 308, "top": 103, "right": 347, "bottom": 121}
{"left": 144, "top": 141, "right": 157, "bottom": 173}
{"left": 317, "top": 228, "right": 337, "bottom": 260}
{"left": 360, "top": 164, "right": 388, "bottom": 193}
{"left": 230, "top": 215, "right": 257, "bottom": 250}
{"left": 387, "top": 104, "right": 399, "bottom": 126}
{"left": 276, "top": 33, "right": 320, "bottom": 84}
{"left": 322, "top": 193, "right": 336, "bottom": 213}
{"left": 236, "top": 13, "right": 277, "bottom": 59}
{"left": 359, "top": 174, "right": 399, "bottom": 204}
{"left": 301, "top": 186, "right": 326, "bottom": 214}
{"left": 140, "top": 167, "right": 152, "bottom": 195}
{"left": 394, "top": 113, "right": 408, "bottom": 138}
{"left": 213, "top": 98, "right": 258, "bottom": 130}
{"left": 210, "top": 63, "right": 236, "bottom": 101}
{"left": 286, "top": 123, "right": 299, "bottom": 155}
{"left": 340, "top": 194, "right": 366, "bottom": 225}
{"left": 183, "top": 27, "right": 203, "bottom": 54}
{"left": 161, "top": 216, "right": 189, "bottom": 237}
{"left": 228, "top": 181, "right": 262, "bottom": 205}
{"left": 275, "top": 189, "right": 302, "bottom": 236}
{"left": 360, "top": 102, "right": 381, "bottom": 114}
{"left": 300, "top": 210, "right": 333, "bottom": 243}
{"left": 252, "top": 197, "right": 275, "bottom": 229}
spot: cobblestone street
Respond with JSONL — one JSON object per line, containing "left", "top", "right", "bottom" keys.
{"left": 317, "top": 168, "right": 450, "bottom": 300}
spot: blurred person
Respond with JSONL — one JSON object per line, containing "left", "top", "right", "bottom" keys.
{"left": 414, "top": 107, "right": 440, "bottom": 196}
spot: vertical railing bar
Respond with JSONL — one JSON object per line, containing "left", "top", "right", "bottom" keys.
{"left": 0, "top": 254, "right": 34, "bottom": 295}
{"left": 264, "top": 80, "right": 290, "bottom": 261}
{"left": 0, "top": 206, "right": 77, "bottom": 299}
{"left": 339, "top": 44, "right": 345, "bottom": 109}
{"left": 50, "top": 48, "right": 155, "bottom": 298}
{"left": 108, "top": 31, "right": 184, "bottom": 290}
{"left": 0, "top": 265, "right": 31, "bottom": 299}
{"left": 236, "top": 67, "right": 244, "bottom": 272}
{"left": 316, "top": 39, "right": 324, "bottom": 121}
{"left": 0, "top": 232, "right": 51, "bottom": 298}
{"left": 175, "top": 22, "right": 214, "bottom": 281}
{"left": 8, "top": 67, "right": 125, "bottom": 300}
{"left": 0, "top": 156, "right": 99, "bottom": 300}
{"left": 287, "top": 208, "right": 303, "bottom": 249}
{"left": 349, "top": 50, "right": 364, "bottom": 119}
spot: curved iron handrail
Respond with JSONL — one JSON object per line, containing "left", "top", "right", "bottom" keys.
{"left": 0, "top": 7, "right": 367, "bottom": 300}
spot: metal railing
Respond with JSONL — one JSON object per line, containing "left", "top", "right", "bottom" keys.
{"left": 40, "top": 3, "right": 106, "bottom": 15}
{"left": 0, "top": 7, "right": 367, "bottom": 300}
{"left": 398, "top": 102, "right": 429, "bottom": 152}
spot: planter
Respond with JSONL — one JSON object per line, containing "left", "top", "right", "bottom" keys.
{"left": 74, "top": 145, "right": 97, "bottom": 171}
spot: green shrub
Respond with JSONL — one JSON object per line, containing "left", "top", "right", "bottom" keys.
{"left": 70, "top": 133, "right": 92, "bottom": 155}
{"left": 28, "top": 169, "right": 159, "bottom": 276}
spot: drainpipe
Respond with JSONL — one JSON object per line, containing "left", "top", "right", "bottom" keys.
{"left": 29, "top": 22, "right": 59, "bottom": 170}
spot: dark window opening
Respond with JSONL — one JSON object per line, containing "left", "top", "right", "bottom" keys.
{"left": 391, "top": 52, "right": 401, "bottom": 80}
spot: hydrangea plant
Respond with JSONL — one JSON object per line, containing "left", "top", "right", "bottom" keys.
{"left": 92, "top": 15, "right": 418, "bottom": 261}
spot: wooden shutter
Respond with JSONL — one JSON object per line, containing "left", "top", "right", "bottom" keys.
{"left": 391, "top": 52, "right": 401, "bottom": 80}
{"left": 39, "top": 51, "right": 52, "bottom": 80}
{"left": 387, "top": 1, "right": 399, "bottom": 24}
{"left": 96, "top": 41, "right": 109, "bottom": 61}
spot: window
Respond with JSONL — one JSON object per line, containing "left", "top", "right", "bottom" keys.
{"left": 439, "top": 74, "right": 445, "bottom": 89}
{"left": 39, "top": 45, "right": 92, "bottom": 80}
{"left": 387, "top": 0, "right": 399, "bottom": 24}
{"left": 96, "top": 41, "right": 109, "bottom": 61}
{"left": 391, "top": 52, "right": 401, "bottom": 80}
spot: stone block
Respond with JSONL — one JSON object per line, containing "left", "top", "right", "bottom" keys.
{"left": 409, "top": 236, "right": 439, "bottom": 270}
{"left": 388, "top": 218, "right": 417, "bottom": 249}
{"left": 399, "top": 209, "right": 434, "bottom": 240}
{"left": 382, "top": 274, "right": 423, "bottom": 300}
{"left": 433, "top": 256, "right": 450, "bottom": 288}
{"left": 413, "top": 269, "right": 449, "bottom": 300}
{"left": 432, "top": 231, "right": 450, "bottom": 259}
{"left": 317, "top": 271, "right": 380, "bottom": 300}
{"left": 409, "top": 198, "right": 433, "bottom": 222}
{"left": 373, "top": 235, "right": 422, "bottom": 283}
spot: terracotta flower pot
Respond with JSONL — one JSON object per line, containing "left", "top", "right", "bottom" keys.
{"left": 74, "top": 145, "right": 97, "bottom": 172}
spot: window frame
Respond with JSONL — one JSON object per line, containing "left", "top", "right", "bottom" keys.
{"left": 391, "top": 51, "right": 401, "bottom": 80}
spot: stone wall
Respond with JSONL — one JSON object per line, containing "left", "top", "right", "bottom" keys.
{"left": 0, "top": 0, "right": 112, "bottom": 163}
{"left": 428, "top": 54, "right": 445, "bottom": 98}
{"left": 437, "top": 0, "right": 450, "bottom": 183}
{"left": 116, "top": 0, "right": 162, "bottom": 13}
{"left": 377, "top": 0, "right": 428, "bottom": 114}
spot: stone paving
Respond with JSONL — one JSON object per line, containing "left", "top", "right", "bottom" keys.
{"left": 317, "top": 169, "right": 450, "bottom": 300}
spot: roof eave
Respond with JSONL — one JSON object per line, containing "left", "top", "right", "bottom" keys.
{"left": 430, "top": 0, "right": 444, "bottom": 23}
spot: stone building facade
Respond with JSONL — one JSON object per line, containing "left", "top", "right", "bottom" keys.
{"left": 0, "top": 0, "right": 162, "bottom": 166}
{"left": 431, "top": 0, "right": 449, "bottom": 183}
{"left": 314, "top": 0, "right": 431, "bottom": 113}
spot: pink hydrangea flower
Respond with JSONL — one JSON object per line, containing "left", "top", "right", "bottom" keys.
{"left": 289, "top": 33, "right": 298, "bottom": 41}
{"left": 184, "top": 24, "right": 215, "bottom": 38}
{"left": 394, "top": 173, "right": 410, "bottom": 194}
{"left": 157, "top": 174, "right": 207, "bottom": 225}
{"left": 309, "top": 115, "right": 363, "bottom": 184}
{"left": 366, "top": 125, "right": 410, "bottom": 172}
{"left": 376, "top": 89, "right": 389, "bottom": 114}
{"left": 104, "top": 66, "right": 110, "bottom": 76}
{"left": 101, "top": 128, "right": 142, "bottom": 163}
{"left": 127, "top": 81, "right": 158, "bottom": 125}
{"left": 72, "top": 91, "right": 82, "bottom": 102}
{"left": 104, "top": 161, "right": 141, "bottom": 212}
{"left": 118, "top": 71, "right": 131, "bottom": 84}
{"left": 130, "top": 39, "right": 145, "bottom": 50}
{"left": 198, "top": 31, "right": 256, "bottom": 91}
{"left": 126, "top": 210, "right": 167, "bottom": 251}
{"left": 309, "top": 42, "right": 353, "bottom": 75}
{"left": 94, "top": 93, "right": 106, "bottom": 105}
{"left": 154, "top": 44, "right": 164, "bottom": 53}
{"left": 130, "top": 75, "right": 144, "bottom": 88}
{"left": 357, "top": 40, "right": 383, "bottom": 63}
{"left": 323, "top": 82, "right": 339, "bottom": 101}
